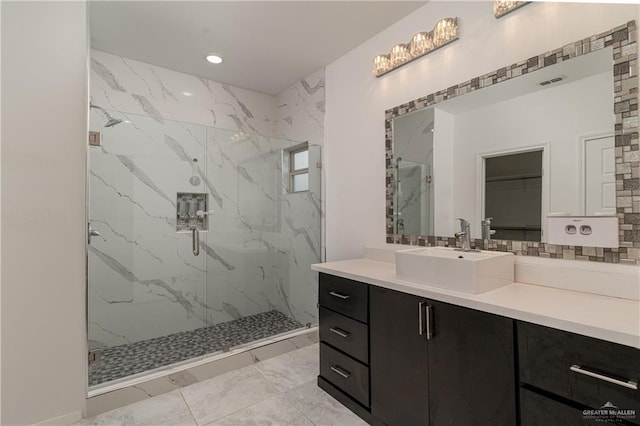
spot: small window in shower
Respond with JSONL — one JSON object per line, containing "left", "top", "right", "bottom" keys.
{"left": 285, "top": 144, "right": 309, "bottom": 193}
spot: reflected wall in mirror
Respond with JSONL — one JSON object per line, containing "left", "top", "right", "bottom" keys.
{"left": 385, "top": 21, "right": 639, "bottom": 264}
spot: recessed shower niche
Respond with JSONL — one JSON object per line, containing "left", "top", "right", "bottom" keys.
{"left": 176, "top": 192, "right": 209, "bottom": 231}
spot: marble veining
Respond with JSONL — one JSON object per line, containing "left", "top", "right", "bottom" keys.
{"left": 116, "top": 155, "right": 175, "bottom": 207}
{"left": 223, "top": 85, "right": 255, "bottom": 119}
{"left": 181, "top": 365, "right": 280, "bottom": 424}
{"left": 91, "top": 58, "right": 126, "bottom": 92}
{"left": 132, "top": 94, "right": 165, "bottom": 124}
{"left": 253, "top": 344, "right": 319, "bottom": 392}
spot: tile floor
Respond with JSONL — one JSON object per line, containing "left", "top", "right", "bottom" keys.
{"left": 90, "top": 311, "right": 303, "bottom": 386}
{"left": 78, "top": 343, "right": 367, "bottom": 426}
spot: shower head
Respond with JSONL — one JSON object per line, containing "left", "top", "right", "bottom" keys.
{"left": 105, "top": 118, "right": 123, "bottom": 127}
{"left": 90, "top": 103, "right": 124, "bottom": 128}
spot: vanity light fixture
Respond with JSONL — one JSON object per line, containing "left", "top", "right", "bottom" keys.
{"left": 390, "top": 43, "right": 411, "bottom": 67}
{"left": 373, "top": 54, "right": 392, "bottom": 76}
{"left": 409, "top": 32, "right": 433, "bottom": 57}
{"left": 205, "top": 54, "right": 223, "bottom": 64}
{"left": 372, "top": 18, "right": 459, "bottom": 78}
{"left": 493, "top": 0, "right": 529, "bottom": 18}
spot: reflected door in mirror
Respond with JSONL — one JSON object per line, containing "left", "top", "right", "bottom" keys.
{"left": 484, "top": 150, "right": 543, "bottom": 242}
{"left": 584, "top": 135, "right": 615, "bottom": 216}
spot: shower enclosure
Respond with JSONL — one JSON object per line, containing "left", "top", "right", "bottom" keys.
{"left": 87, "top": 107, "right": 321, "bottom": 387}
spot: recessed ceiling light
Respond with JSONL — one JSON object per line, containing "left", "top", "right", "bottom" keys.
{"left": 182, "top": 91, "right": 193, "bottom": 97}
{"left": 205, "top": 54, "right": 223, "bottom": 64}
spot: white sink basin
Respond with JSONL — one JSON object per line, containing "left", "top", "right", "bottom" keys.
{"left": 395, "top": 247, "right": 515, "bottom": 294}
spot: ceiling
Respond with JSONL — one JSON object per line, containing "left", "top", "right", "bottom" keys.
{"left": 89, "top": 1, "right": 427, "bottom": 95}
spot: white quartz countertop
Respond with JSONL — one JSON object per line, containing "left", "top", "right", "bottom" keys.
{"left": 312, "top": 258, "right": 640, "bottom": 349}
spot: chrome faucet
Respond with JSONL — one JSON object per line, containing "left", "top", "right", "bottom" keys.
{"left": 481, "top": 217, "right": 496, "bottom": 240}
{"left": 454, "top": 218, "right": 478, "bottom": 252}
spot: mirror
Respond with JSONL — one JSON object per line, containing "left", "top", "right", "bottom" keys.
{"left": 387, "top": 22, "right": 639, "bottom": 263}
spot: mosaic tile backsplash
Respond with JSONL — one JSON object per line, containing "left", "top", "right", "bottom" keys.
{"left": 386, "top": 21, "right": 640, "bottom": 265}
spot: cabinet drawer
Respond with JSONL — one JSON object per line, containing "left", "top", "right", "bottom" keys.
{"left": 320, "top": 307, "right": 368, "bottom": 364}
{"left": 319, "top": 273, "right": 368, "bottom": 323}
{"left": 518, "top": 321, "right": 640, "bottom": 424}
{"left": 320, "top": 342, "right": 370, "bottom": 407}
{"left": 520, "top": 388, "right": 595, "bottom": 426}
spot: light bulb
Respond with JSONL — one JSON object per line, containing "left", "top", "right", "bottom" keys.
{"left": 205, "top": 54, "right": 223, "bottom": 64}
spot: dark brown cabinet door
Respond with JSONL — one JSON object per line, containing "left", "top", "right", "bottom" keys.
{"left": 370, "top": 286, "right": 429, "bottom": 426}
{"left": 427, "top": 300, "right": 517, "bottom": 426}
{"left": 518, "top": 321, "right": 640, "bottom": 425}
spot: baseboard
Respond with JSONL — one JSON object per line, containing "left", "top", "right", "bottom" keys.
{"left": 32, "top": 410, "right": 83, "bottom": 426}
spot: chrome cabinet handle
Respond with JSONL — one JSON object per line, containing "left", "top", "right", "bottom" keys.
{"left": 192, "top": 227, "right": 200, "bottom": 256}
{"left": 330, "top": 365, "right": 351, "bottom": 379}
{"left": 425, "top": 304, "right": 433, "bottom": 340}
{"left": 570, "top": 365, "right": 638, "bottom": 390}
{"left": 329, "top": 327, "right": 350, "bottom": 338}
{"left": 418, "top": 302, "right": 425, "bottom": 336}
{"left": 329, "top": 291, "right": 349, "bottom": 300}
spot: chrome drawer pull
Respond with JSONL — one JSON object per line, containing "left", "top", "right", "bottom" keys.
{"left": 570, "top": 365, "right": 638, "bottom": 390}
{"left": 329, "top": 291, "right": 350, "bottom": 300}
{"left": 329, "top": 327, "right": 350, "bottom": 338}
{"left": 330, "top": 365, "right": 351, "bottom": 379}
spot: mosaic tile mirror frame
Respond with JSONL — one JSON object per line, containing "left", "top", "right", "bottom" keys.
{"left": 385, "top": 21, "right": 640, "bottom": 264}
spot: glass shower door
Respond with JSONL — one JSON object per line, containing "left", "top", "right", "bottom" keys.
{"left": 87, "top": 111, "right": 322, "bottom": 388}
{"left": 87, "top": 109, "right": 208, "bottom": 387}
{"left": 203, "top": 127, "right": 322, "bottom": 343}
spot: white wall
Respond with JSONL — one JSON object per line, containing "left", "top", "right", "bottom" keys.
{"left": 1, "top": 2, "right": 88, "bottom": 425}
{"left": 325, "top": 1, "right": 639, "bottom": 261}
{"left": 433, "top": 108, "right": 455, "bottom": 237}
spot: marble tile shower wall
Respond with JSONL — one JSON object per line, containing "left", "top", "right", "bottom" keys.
{"left": 89, "top": 49, "right": 324, "bottom": 349}
{"left": 274, "top": 68, "right": 326, "bottom": 328}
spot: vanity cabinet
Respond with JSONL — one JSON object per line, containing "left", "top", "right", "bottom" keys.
{"left": 317, "top": 273, "right": 373, "bottom": 423}
{"left": 518, "top": 321, "right": 640, "bottom": 425}
{"left": 369, "top": 286, "right": 516, "bottom": 426}
{"left": 317, "top": 271, "right": 639, "bottom": 426}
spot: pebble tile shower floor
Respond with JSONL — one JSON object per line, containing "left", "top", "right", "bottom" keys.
{"left": 89, "top": 310, "right": 303, "bottom": 386}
